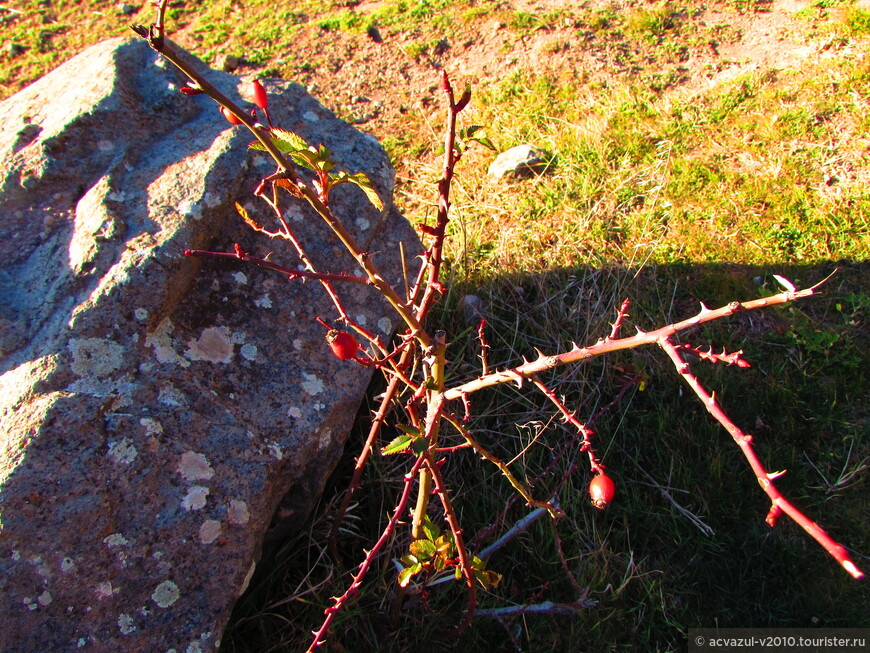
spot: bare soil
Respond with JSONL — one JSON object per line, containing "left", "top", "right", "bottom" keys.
{"left": 172, "top": 0, "right": 865, "bottom": 151}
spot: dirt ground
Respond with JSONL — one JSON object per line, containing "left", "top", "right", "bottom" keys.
{"left": 171, "top": 0, "right": 868, "bottom": 150}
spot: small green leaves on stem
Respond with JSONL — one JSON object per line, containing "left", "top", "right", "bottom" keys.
{"left": 457, "top": 125, "right": 496, "bottom": 154}
{"left": 381, "top": 426, "right": 429, "bottom": 456}
{"left": 331, "top": 170, "right": 384, "bottom": 211}
{"left": 249, "top": 130, "right": 383, "bottom": 210}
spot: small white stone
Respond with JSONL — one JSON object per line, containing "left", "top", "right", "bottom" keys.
{"left": 240, "top": 343, "right": 257, "bottom": 361}
{"left": 227, "top": 500, "right": 250, "bottom": 525}
{"left": 378, "top": 317, "right": 392, "bottom": 335}
{"left": 177, "top": 451, "right": 215, "bottom": 482}
{"left": 134, "top": 307, "right": 149, "bottom": 321}
{"left": 151, "top": 580, "right": 181, "bottom": 608}
{"left": 181, "top": 486, "right": 209, "bottom": 511}
{"left": 253, "top": 294, "right": 272, "bottom": 308}
{"left": 303, "top": 111, "right": 319, "bottom": 122}
{"left": 287, "top": 406, "right": 302, "bottom": 419}
{"left": 118, "top": 613, "right": 136, "bottom": 634}
{"left": 199, "top": 520, "right": 222, "bottom": 544}
{"left": 232, "top": 272, "right": 248, "bottom": 284}
{"left": 301, "top": 373, "right": 324, "bottom": 396}
{"left": 37, "top": 591, "right": 52, "bottom": 606}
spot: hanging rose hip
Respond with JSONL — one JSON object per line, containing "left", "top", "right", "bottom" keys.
{"left": 252, "top": 79, "right": 268, "bottom": 110}
{"left": 220, "top": 106, "right": 243, "bottom": 125}
{"left": 327, "top": 330, "right": 359, "bottom": 360}
{"left": 589, "top": 473, "right": 616, "bottom": 509}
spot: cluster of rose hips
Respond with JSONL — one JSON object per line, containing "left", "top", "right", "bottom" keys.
{"left": 182, "top": 78, "right": 271, "bottom": 126}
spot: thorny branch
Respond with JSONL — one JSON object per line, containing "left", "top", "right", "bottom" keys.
{"left": 658, "top": 336, "right": 864, "bottom": 580}
{"left": 131, "top": 4, "right": 865, "bottom": 648}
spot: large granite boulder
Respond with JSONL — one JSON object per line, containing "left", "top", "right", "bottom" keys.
{"left": 0, "top": 37, "right": 419, "bottom": 652}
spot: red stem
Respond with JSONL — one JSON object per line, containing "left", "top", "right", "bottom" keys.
{"left": 425, "top": 452, "right": 478, "bottom": 633}
{"left": 658, "top": 336, "right": 863, "bottom": 580}
{"left": 184, "top": 248, "right": 369, "bottom": 285}
{"left": 309, "top": 455, "right": 428, "bottom": 652}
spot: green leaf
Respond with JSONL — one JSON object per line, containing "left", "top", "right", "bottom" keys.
{"left": 398, "top": 565, "right": 421, "bottom": 587}
{"left": 381, "top": 434, "right": 413, "bottom": 455}
{"left": 409, "top": 539, "right": 437, "bottom": 560}
{"left": 395, "top": 424, "right": 422, "bottom": 437}
{"left": 271, "top": 128, "right": 309, "bottom": 151}
{"left": 248, "top": 128, "right": 309, "bottom": 154}
{"left": 332, "top": 170, "right": 384, "bottom": 211}
{"left": 460, "top": 125, "right": 496, "bottom": 151}
{"left": 435, "top": 535, "right": 453, "bottom": 555}
{"left": 422, "top": 516, "right": 441, "bottom": 542}
{"left": 410, "top": 436, "right": 429, "bottom": 456}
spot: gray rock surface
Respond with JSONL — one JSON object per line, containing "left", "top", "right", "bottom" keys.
{"left": 487, "top": 144, "right": 552, "bottom": 180}
{"left": 0, "top": 36, "right": 419, "bottom": 652}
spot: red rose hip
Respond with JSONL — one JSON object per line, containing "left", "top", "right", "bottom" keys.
{"left": 327, "top": 330, "right": 358, "bottom": 360}
{"left": 589, "top": 473, "right": 616, "bottom": 509}
{"left": 252, "top": 79, "right": 269, "bottom": 110}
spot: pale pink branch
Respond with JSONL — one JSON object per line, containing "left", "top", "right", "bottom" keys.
{"left": 658, "top": 336, "right": 864, "bottom": 580}
{"left": 444, "top": 285, "right": 820, "bottom": 401}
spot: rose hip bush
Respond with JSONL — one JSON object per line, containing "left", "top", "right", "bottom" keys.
{"left": 132, "top": 4, "right": 864, "bottom": 649}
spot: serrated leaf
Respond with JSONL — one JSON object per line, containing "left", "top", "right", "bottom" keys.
{"left": 401, "top": 554, "right": 418, "bottom": 566}
{"left": 471, "top": 133, "right": 496, "bottom": 151}
{"left": 398, "top": 565, "right": 420, "bottom": 588}
{"left": 422, "top": 516, "right": 440, "bottom": 543}
{"left": 410, "top": 539, "right": 437, "bottom": 560}
{"left": 334, "top": 171, "right": 384, "bottom": 211}
{"left": 772, "top": 274, "right": 796, "bottom": 292}
{"left": 460, "top": 125, "right": 496, "bottom": 151}
{"left": 381, "top": 434, "right": 413, "bottom": 455}
{"left": 395, "top": 424, "right": 422, "bottom": 437}
{"left": 289, "top": 148, "right": 320, "bottom": 170}
{"left": 410, "top": 436, "right": 429, "bottom": 456}
{"left": 271, "top": 128, "right": 309, "bottom": 151}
